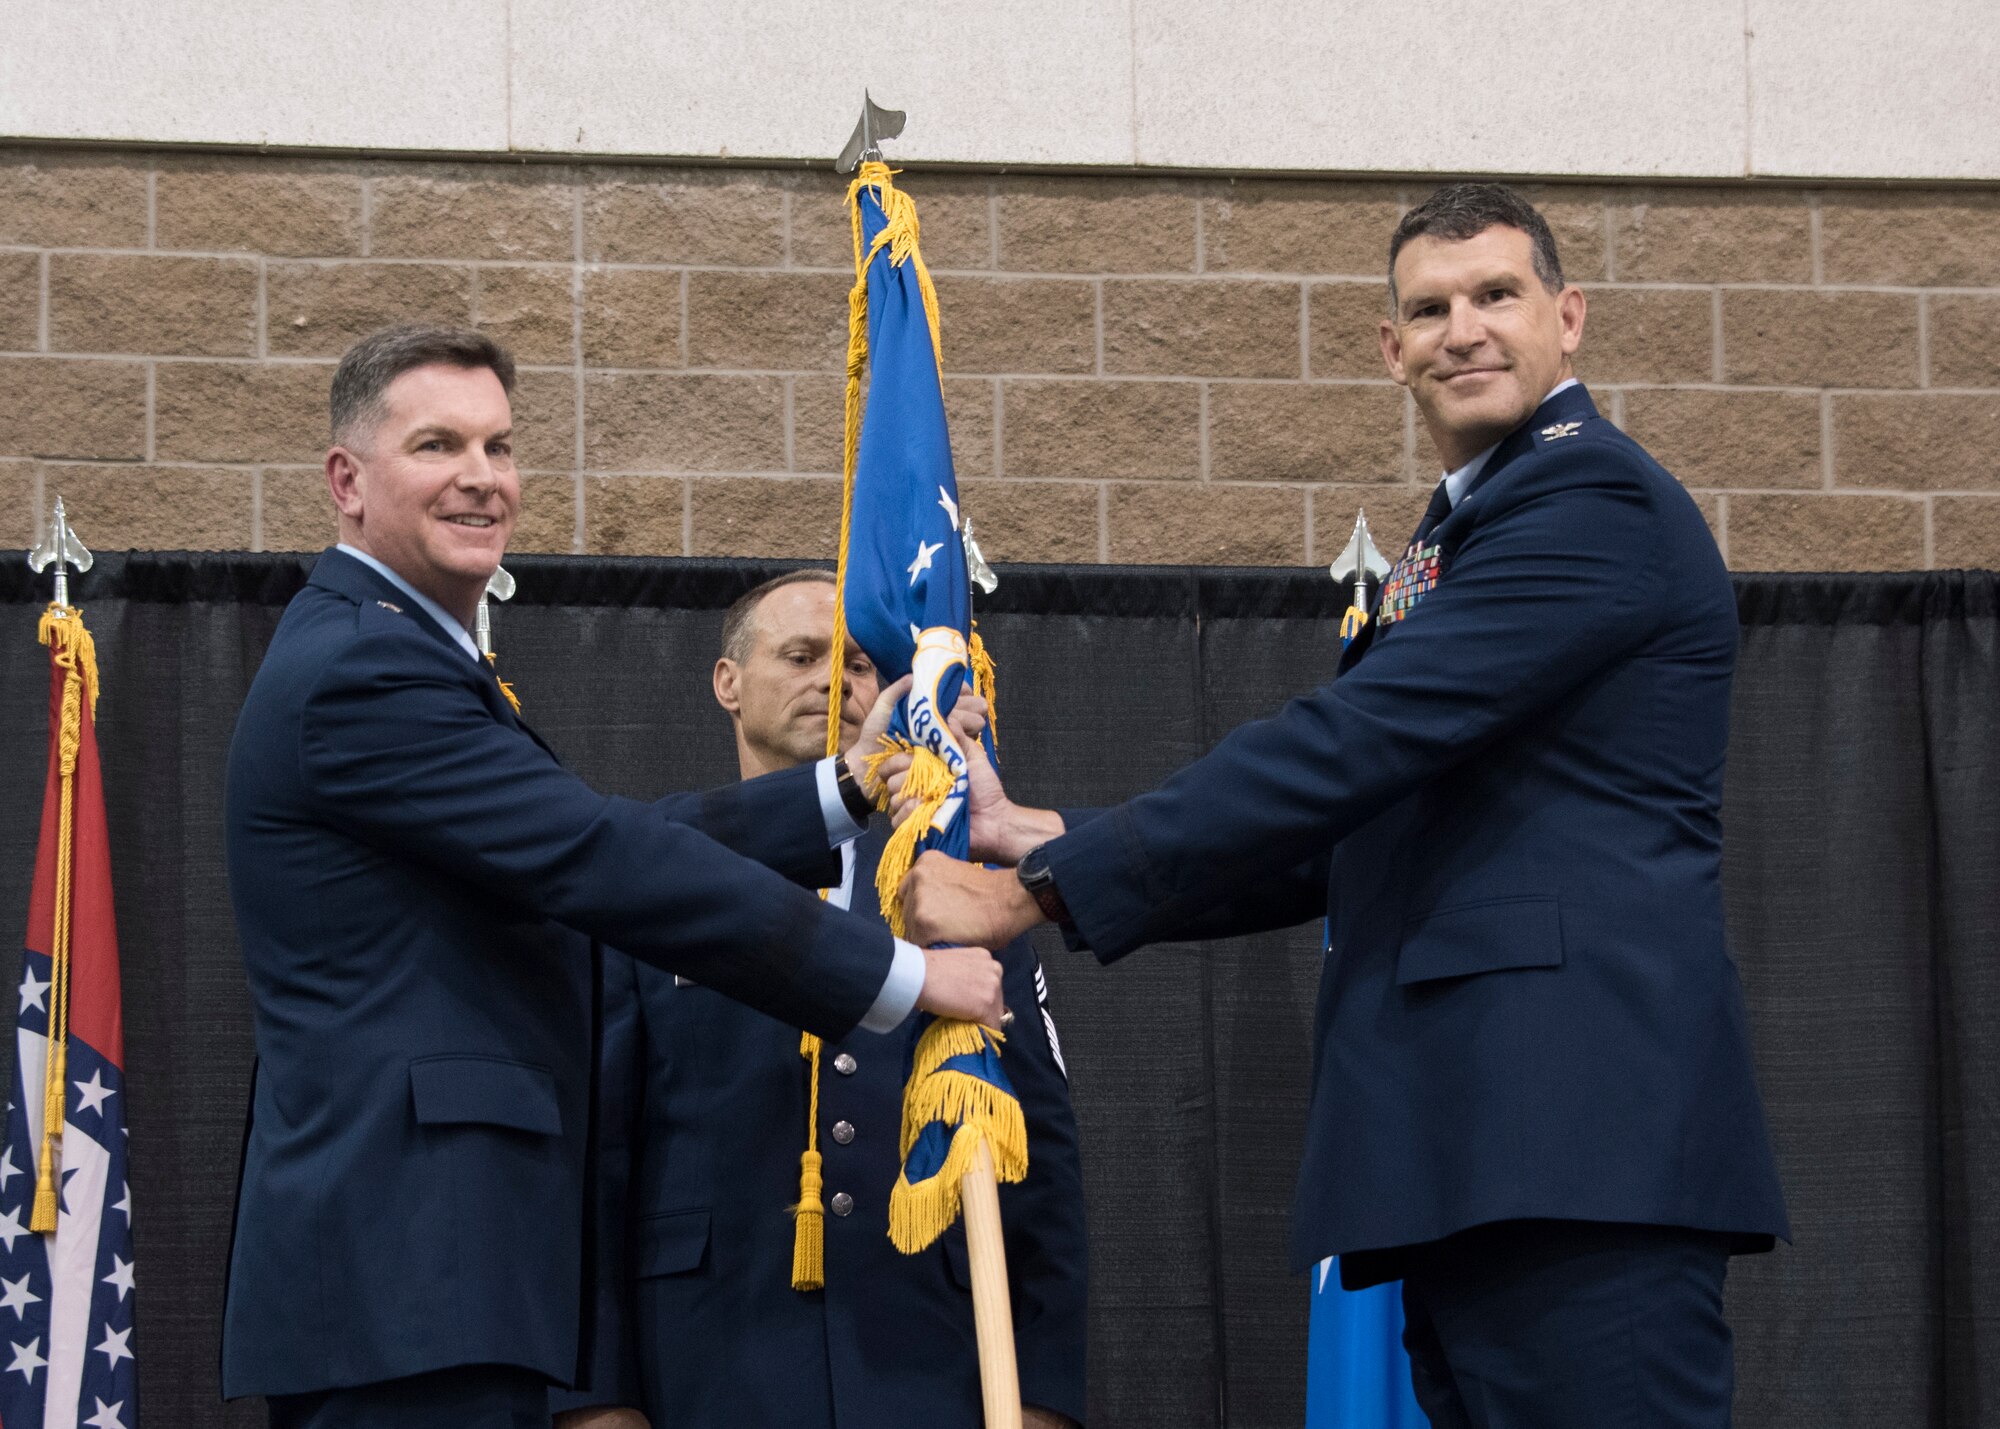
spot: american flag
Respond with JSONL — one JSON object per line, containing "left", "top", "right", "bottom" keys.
{"left": 0, "top": 610, "right": 136, "bottom": 1429}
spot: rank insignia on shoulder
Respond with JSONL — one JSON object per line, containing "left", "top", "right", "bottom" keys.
{"left": 1539, "top": 420, "right": 1583, "bottom": 441}
{"left": 375, "top": 600, "right": 403, "bottom": 614}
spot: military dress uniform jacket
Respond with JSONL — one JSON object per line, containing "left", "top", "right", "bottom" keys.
{"left": 1045, "top": 383, "right": 1790, "bottom": 1286}
{"left": 557, "top": 824, "right": 1089, "bottom": 1429}
{"left": 220, "top": 549, "right": 899, "bottom": 1399}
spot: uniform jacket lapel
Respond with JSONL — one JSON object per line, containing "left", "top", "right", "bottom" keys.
{"left": 309, "top": 547, "right": 548, "bottom": 748}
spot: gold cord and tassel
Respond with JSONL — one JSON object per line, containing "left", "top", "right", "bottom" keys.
{"left": 31, "top": 604, "right": 97, "bottom": 1234}
{"left": 967, "top": 625, "right": 999, "bottom": 746}
{"left": 797, "top": 201, "right": 870, "bottom": 1283}
{"left": 789, "top": 1030, "right": 827, "bottom": 1290}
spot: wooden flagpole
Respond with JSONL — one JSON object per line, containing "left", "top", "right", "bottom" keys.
{"left": 962, "top": 1138, "right": 1023, "bottom": 1429}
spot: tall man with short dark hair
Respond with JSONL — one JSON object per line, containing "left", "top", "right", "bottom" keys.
{"left": 900, "top": 185, "right": 1790, "bottom": 1427}
{"left": 554, "top": 569, "right": 1086, "bottom": 1429}
{"left": 221, "top": 324, "right": 1005, "bottom": 1429}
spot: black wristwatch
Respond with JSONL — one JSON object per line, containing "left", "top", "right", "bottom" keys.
{"left": 1016, "top": 844, "right": 1072, "bottom": 926}
{"left": 835, "top": 760, "right": 876, "bottom": 824}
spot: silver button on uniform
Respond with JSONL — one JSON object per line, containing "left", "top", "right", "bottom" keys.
{"left": 833, "top": 1053, "right": 857, "bottom": 1075}
{"left": 830, "top": 1192, "right": 854, "bottom": 1217}
{"left": 832, "top": 1120, "right": 855, "bottom": 1145}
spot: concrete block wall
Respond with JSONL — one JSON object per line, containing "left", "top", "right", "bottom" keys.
{"left": 2, "top": 148, "right": 1997, "bottom": 570}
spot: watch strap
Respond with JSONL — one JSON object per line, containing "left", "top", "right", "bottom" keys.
{"left": 1017, "top": 846, "right": 1072, "bottom": 926}
{"left": 835, "top": 761, "right": 876, "bottom": 823}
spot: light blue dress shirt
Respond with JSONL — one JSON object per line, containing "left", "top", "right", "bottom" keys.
{"left": 1437, "top": 377, "right": 1580, "bottom": 509}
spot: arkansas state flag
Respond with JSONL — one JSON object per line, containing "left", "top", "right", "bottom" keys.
{"left": 0, "top": 609, "right": 137, "bottom": 1429}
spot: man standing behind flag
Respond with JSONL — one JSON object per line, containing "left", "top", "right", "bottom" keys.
{"left": 0, "top": 561, "right": 138, "bottom": 1429}
{"left": 220, "top": 323, "right": 1004, "bottom": 1429}
{"left": 552, "top": 570, "right": 1085, "bottom": 1429}
{"left": 899, "top": 184, "right": 1789, "bottom": 1428}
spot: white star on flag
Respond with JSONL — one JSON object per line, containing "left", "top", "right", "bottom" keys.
{"left": 0, "top": 1206, "right": 28, "bottom": 1253}
{"left": 907, "top": 540, "right": 944, "bottom": 587}
{"left": 73, "top": 1068, "right": 116, "bottom": 1117}
{"left": 0, "top": 1147, "right": 18, "bottom": 1190}
{"left": 112, "top": 1180, "right": 131, "bottom": 1224}
{"left": 938, "top": 487, "right": 960, "bottom": 531}
{"left": 84, "top": 1397, "right": 127, "bottom": 1429}
{"left": 94, "top": 1323, "right": 133, "bottom": 1369}
{"left": 7, "top": 1335, "right": 45, "bottom": 1382}
{"left": 0, "top": 1273, "right": 38, "bottom": 1321}
{"left": 103, "top": 1254, "right": 135, "bottom": 1302}
{"left": 17, "top": 969, "right": 47, "bottom": 1015}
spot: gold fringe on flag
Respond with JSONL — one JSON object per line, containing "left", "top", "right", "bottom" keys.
{"left": 863, "top": 738, "right": 957, "bottom": 940}
{"left": 31, "top": 603, "right": 98, "bottom": 1234}
{"left": 968, "top": 624, "right": 999, "bottom": 746}
{"left": 887, "top": 1018, "right": 1028, "bottom": 1255}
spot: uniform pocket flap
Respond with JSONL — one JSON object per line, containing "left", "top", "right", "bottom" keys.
{"left": 636, "top": 1209, "right": 711, "bottom": 1278}
{"left": 409, "top": 1056, "right": 562, "bottom": 1135}
{"left": 1397, "top": 896, "right": 1564, "bottom": 986}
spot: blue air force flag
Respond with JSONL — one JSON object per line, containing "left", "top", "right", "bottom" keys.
{"left": 835, "top": 161, "right": 981, "bottom": 922}
{"left": 828, "top": 162, "right": 1028, "bottom": 1256}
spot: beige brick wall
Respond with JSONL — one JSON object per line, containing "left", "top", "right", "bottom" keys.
{"left": 2, "top": 147, "right": 1997, "bottom": 570}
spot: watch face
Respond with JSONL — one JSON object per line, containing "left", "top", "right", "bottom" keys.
{"left": 1018, "top": 847, "right": 1049, "bottom": 884}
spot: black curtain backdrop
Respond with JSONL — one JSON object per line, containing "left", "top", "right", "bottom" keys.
{"left": 0, "top": 555, "right": 1992, "bottom": 1429}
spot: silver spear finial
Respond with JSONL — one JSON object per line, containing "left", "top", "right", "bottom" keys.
{"left": 27, "top": 496, "right": 93, "bottom": 608}
{"left": 475, "top": 563, "right": 515, "bottom": 660}
{"left": 1330, "top": 509, "right": 1390, "bottom": 646}
{"left": 836, "top": 91, "right": 906, "bottom": 173}
{"left": 962, "top": 518, "right": 998, "bottom": 596}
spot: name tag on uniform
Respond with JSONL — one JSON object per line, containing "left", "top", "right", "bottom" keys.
{"left": 1378, "top": 543, "right": 1442, "bottom": 625}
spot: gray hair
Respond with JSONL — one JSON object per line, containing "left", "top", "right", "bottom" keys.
{"left": 329, "top": 323, "right": 516, "bottom": 447}
{"left": 1387, "top": 183, "right": 1565, "bottom": 313}
{"left": 720, "top": 569, "right": 838, "bottom": 663}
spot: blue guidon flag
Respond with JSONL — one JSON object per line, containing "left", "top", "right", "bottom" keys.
{"left": 823, "top": 161, "right": 1024, "bottom": 1254}
{"left": 0, "top": 605, "right": 137, "bottom": 1429}
{"left": 828, "top": 159, "right": 992, "bottom": 930}
{"left": 1308, "top": 1254, "right": 1424, "bottom": 1429}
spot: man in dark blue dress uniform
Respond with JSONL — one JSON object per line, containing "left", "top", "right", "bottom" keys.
{"left": 221, "top": 326, "right": 1006, "bottom": 1429}
{"left": 898, "top": 185, "right": 1790, "bottom": 1428}
{"left": 553, "top": 570, "right": 1087, "bottom": 1429}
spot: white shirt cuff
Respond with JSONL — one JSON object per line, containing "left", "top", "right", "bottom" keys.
{"left": 815, "top": 755, "right": 868, "bottom": 847}
{"left": 859, "top": 938, "right": 926, "bottom": 1033}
